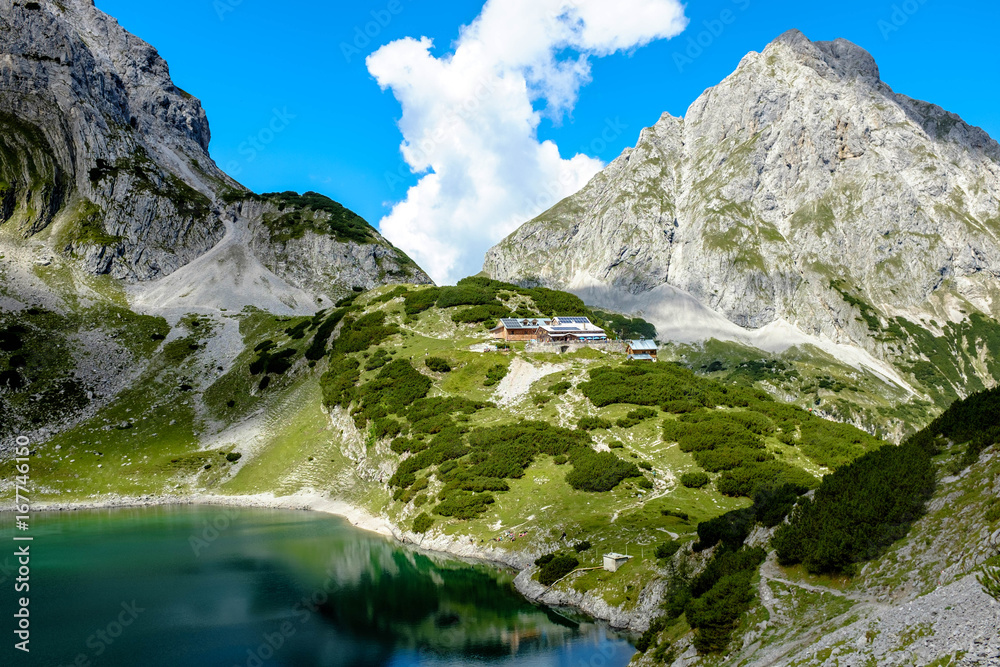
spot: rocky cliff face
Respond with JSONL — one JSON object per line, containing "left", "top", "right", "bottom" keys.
{"left": 230, "top": 195, "right": 432, "bottom": 299}
{"left": 485, "top": 30, "right": 1000, "bottom": 400}
{"left": 0, "top": 0, "right": 229, "bottom": 279}
{"left": 0, "top": 0, "right": 429, "bottom": 296}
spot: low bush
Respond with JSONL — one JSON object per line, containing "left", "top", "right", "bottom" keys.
{"left": 549, "top": 381, "right": 572, "bottom": 395}
{"left": 355, "top": 359, "right": 432, "bottom": 426}
{"left": 668, "top": 417, "right": 764, "bottom": 454}
{"left": 635, "top": 616, "right": 670, "bottom": 653}
{"left": 0, "top": 328, "right": 25, "bottom": 352}
{"left": 0, "top": 370, "right": 24, "bottom": 390}
{"left": 715, "top": 460, "right": 817, "bottom": 497}
{"left": 332, "top": 311, "right": 399, "bottom": 355}
{"left": 163, "top": 337, "right": 199, "bottom": 364}
{"left": 680, "top": 471, "right": 710, "bottom": 488}
{"left": 390, "top": 427, "right": 470, "bottom": 487}
{"left": 565, "top": 451, "right": 641, "bottom": 492}
{"left": 265, "top": 348, "right": 297, "bottom": 375}
{"left": 368, "top": 286, "right": 409, "bottom": 304}
{"left": 365, "top": 348, "right": 391, "bottom": 371}
{"left": 907, "top": 385, "right": 1000, "bottom": 469}
{"left": 412, "top": 513, "right": 433, "bottom": 533}
{"left": 655, "top": 540, "right": 682, "bottom": 560}
{"left": 402, "top": 288, "right": 441, "bottom": 316}
{"left": 373, "top": 418, "right": 403, "bottom": 440}
{"left": 579, "top": 363, "right": 761, "bottom": 408}
{"left": 335, "top": 294, "right": 358, "bottom": 308}
{"left": 406, "top": 396, "right": 489, "bottom": 422}
{"left": 694, "top": 508, "right": 756, "bottom": 552}
{"left": 752, "top": 484, "right": 806, "bottom": 528}
{"left": 320, "top": 356, "right": 361, "bottom": 408}
{"left": 538, "top": 554, "right": 579, "bottom": 586}
{"left": 484, "top": 364, "right": 509, "bottom": 387}
{"left": 440, "top": 475, "right": 509, "bottom": 495}
{"left": 573, "top": 541, "right": 592, "bottom": 553}
{"left": 590, "top": 310, "right": 658, "bottom": 340}
{"left": 662, "top": 400, "right": 701, "bottom": 414}
{"left": 436, "top": 286, "right": 496, "bottom": 309}
{"left": 451, "top": 303, "right": 507, "bottom": 324}
{"left": 433, "top": 492, "right": 496, "bottom": 519}
{"left": 425, "top": 357, "right": 452, "bottom": 373}
{"left": 694, "top": 446, "right": 772, "bottom": 473}
{"left": 577, "top": 416, "right": 613, "bottom": 431}
{"left": 305, "top": 308, "right": 348, "bottom": 361}
{"left": 686, "top": 547, "right": 767, "bottom": 654}
{"left": 409, "top": 413, "right": 454, "bottom": 434}
{"left": 616, "top": 407, "right": 658, "bottom": 429}
{"left": 772, "top": 438, "right": 935, "bottom": 574}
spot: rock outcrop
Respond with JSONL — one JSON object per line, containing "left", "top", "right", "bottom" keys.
{"left": 0, "top": 0, "right": 230, "bottom": 279}
{"left": 0, "top": 0, "right": 430, "bottom": 295}
{"left": 485, "top": 30, "right": 1000, "bottom": 393}
{"left": 229, "top": 195, "right": 431, "bottom": 300}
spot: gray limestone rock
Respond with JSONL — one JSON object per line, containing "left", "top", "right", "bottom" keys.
{"left": 485, "top": 30, "right": 1000, "bottom": 380}
{"left": 0, "top": 0, "right": 430, "bottom": 294}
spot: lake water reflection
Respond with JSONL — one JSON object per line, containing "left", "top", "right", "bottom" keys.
{"left": 14, "top": 506, "right": 634, "bottom": 667}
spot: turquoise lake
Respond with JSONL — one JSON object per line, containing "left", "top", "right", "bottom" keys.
{"left": 7, "top": 506, "right": 635, "bottom": 666}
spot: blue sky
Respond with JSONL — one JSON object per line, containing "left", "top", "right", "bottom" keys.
{"left": 95, "top": 0, "right": 1000, "bottom": 282}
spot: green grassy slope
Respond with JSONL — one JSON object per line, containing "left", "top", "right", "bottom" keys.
{"left": 0, "top": 276, "right": 945, "bottom": 629}
{"left": 629, "top": 386, "right": 1000, "bottom": 665}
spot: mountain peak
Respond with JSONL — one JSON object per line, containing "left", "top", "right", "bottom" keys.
{"left": 0, "top": 0, "right": 431, "bottom": 295}
{"left": 485, "top": 30, "right": 1000, "bottom": 408}
{"left": 766, "top": 29, "right": 880, "bottom": 83}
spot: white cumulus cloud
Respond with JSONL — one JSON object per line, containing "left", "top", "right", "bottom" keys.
{"left": 368, "top": 0, "right": 688, "bottom": 285}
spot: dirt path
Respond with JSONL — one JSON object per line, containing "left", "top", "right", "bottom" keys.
{"left": 759, "top": 558, "right": 866, "bottom": 601}
{"left": 747, "top": 556, "right": 888, "bottom": 665}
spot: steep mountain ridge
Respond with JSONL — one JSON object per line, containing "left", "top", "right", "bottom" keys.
{"left": 0, "top": 0, "right": 227, "bottom": 279}
{"left": 485, "top": 30, "right": 1000, "bottom": 408}
{"left": 0, "top": 0, "right": 429, "bottom": 299}
{"left": 0, "top": 8, "right": 997, "bottom": 666}
{"left": 0, "top": 0, "right": 429, "bottom": 447}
